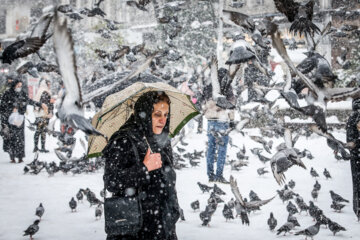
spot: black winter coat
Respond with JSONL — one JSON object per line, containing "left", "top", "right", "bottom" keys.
{"left": 0, "top": 82, "right": 40, "bottom": 157}
{"left": 103, "top": 127, "right": 180, "bottom": 240}
{"left": 346, "top": 99, "right": 360, "bottom": 217}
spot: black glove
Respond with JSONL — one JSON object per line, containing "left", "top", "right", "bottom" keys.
{"left": 229, "top": 121, "right": 236, "bottom": 129}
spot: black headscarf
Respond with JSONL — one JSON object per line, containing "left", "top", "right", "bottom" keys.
{"left": 119, "top": 91, "right": 171, "bottom": 153}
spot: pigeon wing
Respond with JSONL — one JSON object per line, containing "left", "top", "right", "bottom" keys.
{"left": 271, "top": 31, "right": 321, "bottom": 98}
{"left": 230, "top": 175, "right": 246, "bottom": 206}
{"left": 53, "top": 11, "right": 82, "bottom": 110}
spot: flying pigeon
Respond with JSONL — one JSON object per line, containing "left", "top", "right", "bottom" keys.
{"left": 52, "top": 10, "right": 108, "bottom": 140}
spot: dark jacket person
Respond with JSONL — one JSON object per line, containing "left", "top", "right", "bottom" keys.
{"left": 103, "top": 91, "right": 180, "bottom": 240}
{"left": 0, "top": 79, "right": 43, "bottom": 162}
{"left": 346, "top": 98, "right": 360, "bottom": 220}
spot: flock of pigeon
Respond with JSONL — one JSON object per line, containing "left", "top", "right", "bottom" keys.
{"left": 2, "top": 0, "right": 358, "bottom": 238}
{"left": 22, "top": 187, "right": 104, "bottom": 240}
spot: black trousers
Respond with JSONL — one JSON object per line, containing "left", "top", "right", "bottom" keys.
{"left": 34, "top": 118, "right": 49, "bottom": 149}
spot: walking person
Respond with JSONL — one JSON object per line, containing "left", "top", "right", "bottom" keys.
{"left": 0, "top": 78, "right": 46, "bottom": 163}
{"left": 203, "top": 66, "right": 236, "bottom": 184}
{"left": 346, "top": 98, "right": 360, "bottom": 221}
{"left": 103, "top": 91, "right": 180, "bottom": 239}
{"left": 33, "top": 78, "right": 54, "bottom": 153}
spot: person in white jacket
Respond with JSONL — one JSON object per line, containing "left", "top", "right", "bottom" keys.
{"left": 203, "top": 67, "right": 236, "bottom": 184}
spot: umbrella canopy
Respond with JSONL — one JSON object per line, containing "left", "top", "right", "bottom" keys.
{"left": 88, "top": 81, "right": 199, "bottom": 158}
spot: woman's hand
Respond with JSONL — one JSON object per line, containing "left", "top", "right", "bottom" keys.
{"left": 143, "top": 148, "right": 162, "bottom": 172}
{"left": 41, "top": 103, "right": 48, "bottom": 113}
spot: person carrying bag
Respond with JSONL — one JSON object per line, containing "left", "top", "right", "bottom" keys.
{"left": 102, "top": 91, "right": 180, "bottom": 240}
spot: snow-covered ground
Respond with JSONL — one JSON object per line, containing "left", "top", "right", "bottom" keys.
{"left": 0, "top": 108, "right": 359, "bottom": 240}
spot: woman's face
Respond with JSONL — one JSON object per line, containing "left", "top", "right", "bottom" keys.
{"left": 152, "top": 101, "right": 169, "bottom": 134}
{"left": 15, "top": 82, "right": 22, "bottom": 89}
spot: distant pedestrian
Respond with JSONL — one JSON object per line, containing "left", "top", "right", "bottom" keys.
{"left": 0, "top": 79, "right": 46, "bottom": 163}
{"left": 33, "top": 78, "right": 54, "bottom": 153}
{"left": 203, "top": 67, "right": 236, "bottom": 184}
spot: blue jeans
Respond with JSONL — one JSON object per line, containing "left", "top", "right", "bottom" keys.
{"left": 206, "top": 120, "right": 229, "bottom": 178}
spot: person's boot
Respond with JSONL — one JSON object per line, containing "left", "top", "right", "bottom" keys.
{"left": 33, "top": 146, "right": 39, "bottom": 152}
{"left": 18, "top": 158, "right": 23, "bottom": 163}
{"left": 10, "top": 154, "right": 15, "bottom": 163}
{"left": 40, "top": 148, "right": 49, "bottom": 153}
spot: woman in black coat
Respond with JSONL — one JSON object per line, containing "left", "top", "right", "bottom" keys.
{"left": 346, "top": 98, "right": 360, "bottom": 220}
{"left": 0, "top": 79, "right": 43, "bottom": 162}
{"left": 103, "top": 91, "right": 180, "bottom": 240}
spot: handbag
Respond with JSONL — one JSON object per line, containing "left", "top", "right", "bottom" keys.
{"left": 8, "top": 111, "right": 24, "bottom": 127}
{"left": 104, "top": 133, "right": 143, "bottom": 236}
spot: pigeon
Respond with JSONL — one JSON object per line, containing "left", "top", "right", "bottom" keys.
{"left": 270, "top": 148, "right": 306, "bottom": 185}
{"left": 288, "top": 179, "right": 296, "bottom": 189}
{"left": 287, "top": 213, "right": 301, "bottom": 227}
{"left": 222, "top": 204, "right": 234, "bottom": 221}
{"left": 199, "top": 200, "right": 217, "bottom": 226}
{"left": 295, "top": 196, "right": 309, "bottom": 214}
{"left": 294, "top": 221, "right": 321, "bottom": 239}
{"left": 267, "top": 212, "right": 277, "bottom": 231}
{"left": 297, "top": 51, "right": 337, "bottom": 89}
{"left": 274, "top": 0, "right": 320, "bottom": 37}
{"left": 52, "top": 11, "right": 108, "bottom": 140}
{"left": 257, "top": 152, "right": 271, "bottom": 164}
{"left": 287, "top": 201, "right": 299, "bottom": 215}
{"left": 197, "top": 182, "right": 213, "bottom": 193}
{"left": 315, "top": 210, "right": 330, "bottom": 228}
{"left": 309, "top": 201, "right": 322, "bottom": 221}
{"left": 210, "top": 192, "right": 224, "bottom": 204}
{"left": 277, "top": 221, "right": 295, "bottom": 236}
{"left": 330, "top": 201, "right": 346, "bottom": 212}
{"left": 1, "top": 13, "right": 53, "bottom": 64}
{"left": 227, "top": 198, "right": 235, "bottom": 209}
{"left": 249, "top": 190, "right": 261, "bottom": 202}
{"left": 69, "top": 197, "right": 77, "bottom": 212}
{"left": 35, "top": 203, "right": 45, "bottom": 220}
{"left": 23, "top": 219, "right": 40, "bottom": 240}
{"left": 313, "top": 180, "right": 321, "bottom": 191}
{"left": 95, "top": 203, "right": 103, "bottom": 220}
{"left": 190, "top": 200, "right": 200, "bottom": 211}
{"left": 310, "top": 167, "right": 319, "bottom": 178}
{"left": 213, "top": 184, "right": 226, "bottom": 195}
{"left": 257, "top": 167, "right": 269, "bottom": 176}
{"left": 323, "top": 168, "right": 332, "bottom": 179}
{"left": 311, "top": 188, "right": 319, "bottom": 201}
{"left": 230, "top": 176, "right": 275, "bottom": 213}
{"left": 330, "top": 190, "right": 349, "bottom": 203}
{"left": 328, "top": 220, "right": 346, "bottom": 236}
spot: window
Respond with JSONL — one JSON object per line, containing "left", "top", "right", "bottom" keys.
{"left": 0, "top": 9, "right": 6, "bottom": 34}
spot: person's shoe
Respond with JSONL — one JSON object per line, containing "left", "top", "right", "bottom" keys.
{"left": 216, "top": 176, "right": 230, "bottom": 184}
{"left": 40, "top": 148, "right": 49, "bottom": 153}
{"left": 209, "top": 175, "right": 216, "bottom": 182}
{"left": 18, "top": 158, "right": 23, "bottom": 163}
{"left": 33, "top": 146, "right": 39, "bottom": 153}
{"left": 10, "top": 159, "right": 16, "bottom": 163}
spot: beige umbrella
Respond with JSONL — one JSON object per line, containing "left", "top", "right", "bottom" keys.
{"left": 88, "top": 81, "right": 199, "bottom": 158}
